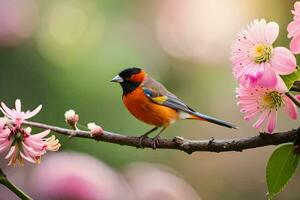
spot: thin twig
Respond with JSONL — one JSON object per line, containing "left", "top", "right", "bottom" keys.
{"left": 0, "top": 169, "right": 32, "bottom": 200}
{"left": 23, "top": 121, "right": 299, "bottom": 154}
{"left": 290, "top": 86, "right": 300, "bottom": 92}
{"left": 286, "top": 92, "right": 300, "bottom": 107}
{"left": 290, "top": 81, "right": 300, "bottom": 92}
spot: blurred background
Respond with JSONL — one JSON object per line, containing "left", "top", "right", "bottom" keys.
{"left": 0, "top": 0, "right": 299, "bottom": 199}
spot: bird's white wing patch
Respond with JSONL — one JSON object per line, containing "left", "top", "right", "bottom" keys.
{"left": 178, "top": 111, "right": 193, "bottom": 119}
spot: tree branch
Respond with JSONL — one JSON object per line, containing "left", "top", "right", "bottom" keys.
{"left": 291, "top": 80, "right": 300, "bottom": 92}
{"left": 0, "top": 169, "right": 32, "bottom": 200}
{"left": 286, "top": 92, "right": 300, "bottom": 107}
{"left": 23, "top": 121, "right": 299, "bottom": 154}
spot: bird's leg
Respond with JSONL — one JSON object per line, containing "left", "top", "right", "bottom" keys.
{"left": 152, "top": 127, "right": 167, "bottom": 149}
{"left": 138, "top": 127, "right": 158, "bottom": 148}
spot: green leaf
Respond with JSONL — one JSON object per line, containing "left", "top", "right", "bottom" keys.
{"left": 266, "top": 144, "right": 299, "bottom": 200}
{"left": 281, "top": 67, "right": 300, "bottom": 89}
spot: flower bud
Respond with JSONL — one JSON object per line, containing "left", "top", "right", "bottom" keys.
{"left": 64, "top": 110, "right": 79, "bottom": 130}
{"left": 87, "top": 122, "right": 103, "bottom": 137}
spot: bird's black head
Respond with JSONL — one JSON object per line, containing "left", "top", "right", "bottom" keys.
{"left": 111, "top": 67, "right": 146, "bottom": 95}
{"left": 118, "top": 67, "right": 141, "bottom": 79}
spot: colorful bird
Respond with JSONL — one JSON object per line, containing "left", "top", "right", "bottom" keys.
{"left": 111, "top": 67, "right": 237, "bottom": 148}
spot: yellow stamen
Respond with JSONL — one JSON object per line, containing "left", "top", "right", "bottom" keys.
{"left": 252, "top": 43, "right": 272, "bottom": 63}
{"left": 45, "top": 135, "right": 61, "bottom": 151}
{"left": 261, "top": 91, "right": 283, "bottom": 109}
{"left": 36, "top": 157, "right": 41, "bottom": 164}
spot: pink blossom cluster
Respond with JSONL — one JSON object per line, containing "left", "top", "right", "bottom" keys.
{"left": 231, "top": 2, "right": 300, "bottom": 133}
{"left": 0, "top": 99, "right": 60, "bottom": 166}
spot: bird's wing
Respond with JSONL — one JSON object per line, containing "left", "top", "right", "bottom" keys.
{"left": 141, "top": 76, "right": 177, "bottom": 98}
{"left": 141, "top": 76, "right": 193, "bottom": 113}
{"left": 141, "top": 76, "right": 237, "bottom": 129}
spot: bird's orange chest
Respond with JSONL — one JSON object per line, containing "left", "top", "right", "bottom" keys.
{"left": 122, "top": 87, "right": 178, "bottom": 126}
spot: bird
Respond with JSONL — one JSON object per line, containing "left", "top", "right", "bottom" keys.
{"left": 111, "top": 67, "right": 237, "bottom": 148}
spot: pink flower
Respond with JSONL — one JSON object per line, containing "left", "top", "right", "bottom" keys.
{"left": 0, "top": 117, "right": 12, "bottom": 153}
{"left": 288, "top": 2, "right": 300, "bottom": 54}
{"left": 231, "top": 19, "right": 296, "bottom": 88}
{"left": 0, "top": 99, "right": 42, "bottom": 127}
{"left": 28, "top": 152, "right": 133, "bottom": 200}
{"left": 236, "top": 85, "right": 298, "bottom": 134}
{"left": 0, "top": 99, "right": 61, "bottom": 166}
{"left": 5, "top": 128, "right": 60, "bottom": 166}
{"left": 87, "top": 123, "right": 103, "bottom": 137}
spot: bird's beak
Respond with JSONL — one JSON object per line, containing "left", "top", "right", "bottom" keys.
{"left": 111, "top": 75, "right": 123, "bottom": 83}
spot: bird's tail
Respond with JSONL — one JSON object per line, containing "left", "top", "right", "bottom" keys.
{"left": 188, "top": 111, "right": 238, "bottom": 129}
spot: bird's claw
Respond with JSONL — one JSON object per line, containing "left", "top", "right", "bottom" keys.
{"left": 152, "top": 136, "right": 161, "bottom": 149}
{"left": 138, "top": 135, "right": 149, "bottom": 148}
{"left": 208, "top": 137, "right": 215, "bottom": 145}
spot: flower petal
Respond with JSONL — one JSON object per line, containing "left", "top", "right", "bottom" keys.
{"left": 0, "top": 102, "right": 15, "bottom": 119}
{"left": 274, "top": 75, "right": 288, "bottom": 93}
{"left": 253, "top": 110, "right": 270, "bottom": 129}
{"left": 20, "top": 152, "right": 35, "bottom": 163}
{"left": 0, "top": 117, "right": 7, "bottom": 128}
{"left": 267, "top": 111, "right": 277, "bottom": 134}
{"left": 290, "top": 33, "right": 300, "bottom": 54}
{"left": 31, "top": 129, "right": 51, "bottom": 139}
{"left": 256, "top": 63, "right": 277, "bottom": 88}
{"left": 15, "top": 99, "right": 21, "bottom": 112}
{"left": 294, "top": 1, "right": 300, "bottom": 12}
{"left": 287, "top": 21, "right": 300, "bottom": 38}
{"left": 244, "top": 109, "right": 260, "bottom": 121}
{"left": 284, "top": 97, "right": 298, "bottom": 120}
{"left": 24, "top": 105, "right": 42, "bottom": 119}
{"left": 265, "top": 22, "right": 279, "bottom": 44}
{"left": 271, "top": 47, "right": 297, "bottom": 74}
{"left": 5, "top": 145, "right": 16, "bottom": 159}
{"left": 0, "top": 140, "right": 12, "bottom": 153}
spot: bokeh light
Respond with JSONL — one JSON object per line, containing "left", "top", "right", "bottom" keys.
{"left": 156, "top": 0, "right": 254, "bottom": 64}
{"left": 36, "top": 0, "right": 105, "bottom": 67}
{"left": 49, "top": 5, "right": 88, "bottom": 45}
{"left": 0, "top": 0, "right": 39, "bottom": 47}
{"left": 124, "top": 163, "right": 202, "bottom": 200}
{"left": 28, "top": 152, "right": 134, "bottom": 200}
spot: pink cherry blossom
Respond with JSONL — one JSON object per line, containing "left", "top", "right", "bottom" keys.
{"left": 232, "top": 19, "right": 296, "bottom": 88}
{"left": 0, "top": 99, "right": 60, "bottom": 166}
{"left": 0, "top": 99, "right": 42, "bottom": 127}
{"left": 5, "top": 128, "right": 60, "bottom": 166}
{"left": 236, "top": 85, "right": 298, "bottom": 134}
{"left": 288, "top": 2, "right": 300, "bottom": 54}
{"left": 0, "top": 117, "right": 12, "bottom": 153}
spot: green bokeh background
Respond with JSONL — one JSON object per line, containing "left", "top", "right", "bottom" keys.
{"left": 0, "top": 0, "right": 300, "bottom": 199}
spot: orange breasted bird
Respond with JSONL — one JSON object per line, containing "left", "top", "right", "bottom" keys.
{"left": 111, "top": 67, "right": 237, "bottom": 147}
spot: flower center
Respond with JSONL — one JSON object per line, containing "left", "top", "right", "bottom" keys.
{"left": 252, "top": 43, "right": 272, "bottom": 63}
{"left": 261, "top": 91, "right": 283, "bottom": 109}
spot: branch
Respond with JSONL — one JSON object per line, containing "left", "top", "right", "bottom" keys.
{"left": 291, "top": 80, "right": 300, "bottom": 92}
{"left": 286, "top": 92, "right": 300, "bottom": 107}
{"left": 290, "top": 86, "right": 300, "bottom": 92}
{"left": 23, "top": 121, "right": 299, "bottom": 154}
{"left": 0, "top": 169, "right": 32, "bottom": 200}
